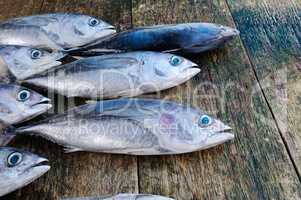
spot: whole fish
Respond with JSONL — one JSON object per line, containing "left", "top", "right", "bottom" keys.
{"left": 0, "top": 13, "right": 116, "bottom": 51}
{"left": 22, "top": 51, "right": 200, "bottom": 99}
{"left": 0, "top": 45, "right": 65, "bottom": 81}
{"left": 0, "top": 147, "right": 50, "bottom": 197}
{"left": 0, "top": 83, "right": 52, "bottom": 146}
{"left": 4, "top": 98, "right": 234, "bottom": 155}
{"left": 73, "top": 23, "right": 239, "bottom": 56}
{"left": 62, "top": 194, "right": 174, "bottom": 200}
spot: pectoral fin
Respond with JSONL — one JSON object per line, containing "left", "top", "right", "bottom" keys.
{"left": 64, "top": 146, "right": 83, "bottom": 153}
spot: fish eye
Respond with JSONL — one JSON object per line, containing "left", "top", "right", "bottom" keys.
{"left": 31, "top": 49, "right": 42, "bottom": 59}
{"left": 199, "top": 115, "right": 213, "bottom": 127}
{"left": 17, "top": 90, "right": 31, "bottom": 102}
{"left": 88, "top": 18, "right": 99, "bottom": 27}
{"left": 7, "top": 152, "right": 23, "bottom": 167}
{"left": 170, "top": 56, "right": 182, "bottom": 66}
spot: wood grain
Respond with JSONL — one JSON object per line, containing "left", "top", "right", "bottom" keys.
{"left": 0, "top": 0, "right": 43, "bottom": 21}
{"left": 0, "top": 1, "right": 137, "bottom": 200}
{"left": 132, "top": 0, "right": 301, "bottom": 199}
{"left": 227, "top": 0, "right": 301, "bottom": 177}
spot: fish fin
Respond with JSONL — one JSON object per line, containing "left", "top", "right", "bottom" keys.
{"left": 77, "top": 99, "right": 165, "bottom": 123}
{"left": 70, "top": 49, "right": 123, "bottom": 57}
{"left": 64, "top": 146, "right": 82, "bottom": 153}
{"left": 162, "top": 48, "right": 182, "bottom": 53}
{"left": 76, "top": 56, "right": 139, "bottom": 70}
{"left": 85, "top": 48, "right": 122, "bottom": 53}
{"left": 71, "top": 56, "right": 85, "bottom": 60}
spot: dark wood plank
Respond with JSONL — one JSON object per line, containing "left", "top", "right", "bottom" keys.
{"left": 0, "top": 0, "right": 43, "bottom": 21}
{"left": 227, "top": 0, "right": 301, "bottom": 176}
{"left": 132, "top": 0, "right": 301, "bottom": 199}
{"left": 1, "top": 1, "right": 138, "bottom": 200}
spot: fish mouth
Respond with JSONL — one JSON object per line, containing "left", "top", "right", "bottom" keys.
{"left": 106, "top": 26, "right": 116, "bottom": 30}
{"left": 102, "top": 26, "right": 116, "bottom": 33}
{"left": 204, "top": 128, "right": 234, "bottom": 149}
{"left": 31, "top": 97, "right": 52, "bottom": 111}
{"left": 24, "top": 157, "right": 50, "bottom": 175}
{"left": 181, "top": 65, "right": 201, "bottom": 78}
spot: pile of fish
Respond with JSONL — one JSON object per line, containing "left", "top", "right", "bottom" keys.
{"left": 0, "top": 13, "right": 239, "bottom": 199}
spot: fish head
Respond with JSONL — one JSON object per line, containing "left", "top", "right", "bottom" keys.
{"left": 184, "top": 23, "right": 239, "bottom": 53}
{"left": 140, "top": 52, "right": 200, "bottom": 89}
{"left": 177, "top": 105, "right": 234, "bottom": 151}
{"left": 0, "top": 84, "right": 52, "bottom": 125}
{"left": 0, "top": 147, "right": 50, "bottom": 196}
{"left": 157, "top": 101, "right": 234, "bottom": 152}
{"left": 0, "top": 46, "right": 65, "bottom": 80}
{"left": 60, "top": 14, "right": 116, "bottom": 48}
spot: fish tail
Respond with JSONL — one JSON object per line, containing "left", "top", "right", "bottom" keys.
{"left": 0, "top": 126, "right": 16, "bottom": 146}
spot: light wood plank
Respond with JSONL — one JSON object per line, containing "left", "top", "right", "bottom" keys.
{"left": 0, "top": 0, "right": 43, "bottom": 21}
{"left": 227, "top": 0, "right": 301, "bottom": 177}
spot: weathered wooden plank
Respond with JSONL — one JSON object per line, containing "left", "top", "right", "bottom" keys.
{"left": 132, "top": 0, "right": 301, "bottom": 199}
{"left": 1, "top": 1, "right": 137, "bottom": 200}
{"left": 0, "top": 0, "right": 43, "bottom": 21}
{"left": 227, "top": 0, "right": 301, "bottom": 177}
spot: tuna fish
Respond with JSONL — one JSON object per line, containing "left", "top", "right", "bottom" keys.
{"left": 62, "top": 193, "right": 174, "bottom": 200}
{"left": 0, "top": 147, "right": 50, "bottom": 197}
{"left": 0, "top": 45, "right": 65, "bottom": 81}
{"left": 22, "top": 51, "right": 200, "bottom": 99}
{"left": 4, "top": 98, "right": 234, "bottom": 155}
{"left": 73, "top": 23, "right": 239, "bottom": 56}
{"left": 0, "top": 13, "right": 116, "bottom": 51}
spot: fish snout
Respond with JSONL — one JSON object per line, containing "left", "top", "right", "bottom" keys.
{"left": 25, "top": 157, "right": 50, "bottom": 175}
{"left": 30, "top": 97, "right": 52, "bottom": 113}
{"left": 101, "top": 23, "right": 116, "bottom": 31}
{"left": 207, "top": 130, "right": 234, "bottom": 147}
{"left": 180, "top": 61, "right": 200, "bottom": 79}
{"left": 31, "top": 97, "right": 52, "bottom": 108}
{"left": 220, "top": 26, "right": 240, "bottom": 39}
{"left": 202, "top": 121, "right": 234, "bottom": 149}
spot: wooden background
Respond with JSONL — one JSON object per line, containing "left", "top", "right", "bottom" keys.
{"left": 0, "top": 0, "right": 301, "bottom": 199}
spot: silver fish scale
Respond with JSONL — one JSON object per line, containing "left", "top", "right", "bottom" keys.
{"left": 24, "top": 115, "right": 162, "bottom": 154}
{"left": 25, "top": 58, "right": 143, "bottom": 98}
{"left": 0, "top": 24, "right": 61, "bottom": 50}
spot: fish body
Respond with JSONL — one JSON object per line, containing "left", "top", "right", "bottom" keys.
{"left": 22, "top": 51, "right": 200, "bottom": 98}
{"left": 0, "top": 13, "right": 116, "bottom": 50}
{"left": 75, "top": 23, "right": 239, "bottom": 55}
{"left": 62, "top": 193, "right": 174, "bottom": 200}
{"left": 5, "top": 98, "right": 234, "bottom": 155}
{"left": 0, "top": 45, "right": 65, "bottom": 81}
{"left": 0, "top": 147, "right": 50, "bottom": 196}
